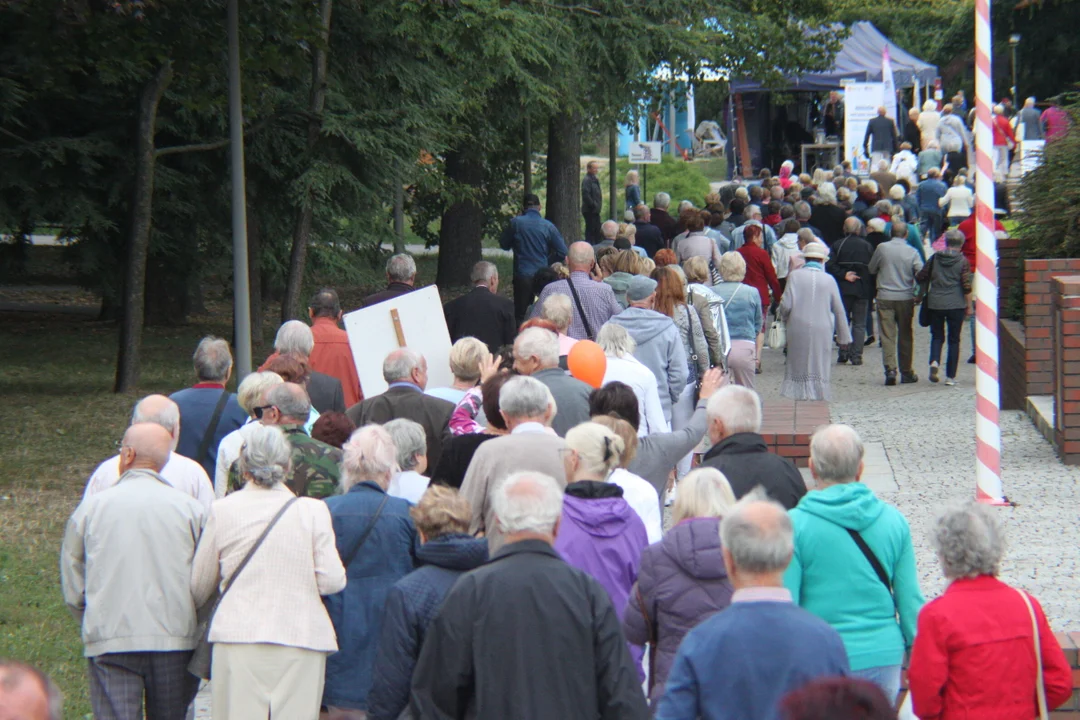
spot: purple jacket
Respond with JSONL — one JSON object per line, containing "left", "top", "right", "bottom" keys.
{"left": 623, "top": 517, "right": 734, "bottom": 704}
{"left": 554, "top": 481, "right": 648, "bottom": 624}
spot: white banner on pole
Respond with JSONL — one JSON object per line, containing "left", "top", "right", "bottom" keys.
{"left": 844, "top": 82, "right": 885, "bottom": 175}
{"left": 882, "top": 47, "right": 897, "bottom": 121}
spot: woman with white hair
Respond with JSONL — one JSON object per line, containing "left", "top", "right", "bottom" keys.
{"left": 713, "top": 251, "right": 762, "bottom": 388}
{"left": 939, "top": 174, "right": 974, "bottom": 228}
{"left": 779, "top": 242, "right": 850, "bottom": 401}
{"left": 597, "top": 323, "right": 670, "bottom": 437}
{"left": 624, "top": 467, "right": 736, "bottom": 704}
{"left": 917, "top": 99, "right": 941, "bottom": 151}
{"left": 427, "top": 337, "right": 487, "bottom": 406}
{"left": 322, "top": 425, "right": 419, "bottom": 718}
{"left": 213, "top": 370, "right": 284, "bottom": 497}
{"left": 890, "top": 142, "right": 918, "bottom": 186}
{"left": 191, "top": 424, "right": 346, "bottom": 718}
{"left": 384, "top": 418, "right": 430, "bottom": 503}
{"left": 908, "top": 503, "right": 1072, "bottom": 719}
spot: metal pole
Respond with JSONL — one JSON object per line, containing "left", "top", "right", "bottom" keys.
{"left": 393, "top": 171, "right": 405, "bottom": 254}
{"left": 1011, "top": 44, "right": 1018, "bottom": 105}
{"left": 609, "top": 124, "right": 618, "bottom": 221}
{"left": 668, "top": 92, "right": 677, "bottom": 157}
{"left": 228, "top": 0, "right": 252, "bottom": 381}
{"left": 524, "top": 115, "right": 532, "bottom": 197}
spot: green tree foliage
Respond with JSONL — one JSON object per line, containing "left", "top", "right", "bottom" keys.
{"left": 1014, "top": 97, "right": 1080, "bottom": 258}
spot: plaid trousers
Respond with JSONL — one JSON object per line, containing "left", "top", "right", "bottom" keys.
{"left": 88, "top": 650, "right": 199, "bottom": 720}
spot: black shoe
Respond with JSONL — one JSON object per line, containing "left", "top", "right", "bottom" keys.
{"left": 885, "top": 371, "right": 897, "bottom": 386}
{"left": 837, "top": 352, "right": 849, "bottom": 364}
{"left": 864, "top": 334, "right": 876, "bottom": 347}
{"left": 901, "top": 372, "right": 919, "bottom": 384}
{"left": 850, "top": 357, "right": 863, "bottom": 366}
{"left": 967, "top": 354, "right": 976, "bottom": 364}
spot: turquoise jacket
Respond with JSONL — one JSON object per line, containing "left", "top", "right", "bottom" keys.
{"left": 784, "top": 482, "right": 924, "bottom": 671}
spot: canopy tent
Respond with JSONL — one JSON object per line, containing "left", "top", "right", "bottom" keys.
{"left": 730, "top": 22, "right": 938, "bottom": 93}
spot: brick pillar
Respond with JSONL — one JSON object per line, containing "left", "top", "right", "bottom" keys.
{"left": 997, "top": 236, "right": 1021, "bottom": 315}
{"left": 1052, "top": 276, "right": 1080, "bottom": 465}
{"left": 1024, "top": 259, "right": 1080, "bottom": 396}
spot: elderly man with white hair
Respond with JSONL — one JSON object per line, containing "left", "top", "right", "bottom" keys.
{"left": 384, "top": 418, "right": 430, "bottom": 503}
{"left": 63, "top": 423, "right": 207, "bottom": 720}
{"left": 596, "top": 219, "right": 620, "bottom": 249}
{"left": 411, "top": 471, "right": 649, "bottom": 720}
{"left": 442, "top": 260, "right": 516, "bottom": 353}
{"left": 459, "top": 376, "right": 568, "bottom": 549}
{"left": 170, "top": 336, "right": 248, "bottom": 476}
{"left": 656, "top": 493, "right": 849, "bottom": 720}
{"left": 650, "top": 191, "right": 678, "bottom": 243}
{"left": 698, "top": 385, "right": 806, "bottom": 509}
{"left": 363, "top": 253, "right": 417, "bottom": 307}
{"left": 729, "top": 204, "right": 777, "bottom": 253}
{"left": 347, "top": 347, "right": 455, "bottom": 470}
{"left": 513, "top": 327, "right": 591, "bottom": 437}
{"left": 84, "top": 394, "right": 214, "bottom": 508}
{"left": 268, "top": 320, "right": 345, "bottom": 413}
{"left": 784, "top": 424, "right": 923, "bottom": 703}
{"left": 530, "top": 241, "right": 622, "bottom": 340}
{"left": 322, "top": 425, "right": 418, "bottom": 717}
{"left": 597, "top": 323, "right": 669, "bottom": 437}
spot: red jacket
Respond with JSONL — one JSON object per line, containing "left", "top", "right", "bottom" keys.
{"left": 908, "top": 575, "right": 1072, "bottom": 720}
{"left": 956, "top": 214, "right": 1006, "bottom": 274}
{"left": 737, "top": 242, "right": 782, "bottom": 312}
{"left": 993, "top": 114, "right": 1017, "bottom": 147}
{"left": 309, "top": 316, "right": 363, "bottom": 407}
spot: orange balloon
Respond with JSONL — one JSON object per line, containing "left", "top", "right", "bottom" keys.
{"left": 567, "top": 340, "right": 607, "bottom": 389}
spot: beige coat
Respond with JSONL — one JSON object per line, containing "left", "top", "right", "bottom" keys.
{"left": 190, "top": 484, "right": 346, "bottom": 653}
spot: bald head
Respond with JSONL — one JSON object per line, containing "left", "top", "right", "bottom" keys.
{"left": 719, "top": 493, "right": 794, "bottom": 584}
{"left": 131, "top": 394, "right": 181, "bottom": 449}
{"left": 877, "top": 106, "right": 887, "bottom": 116}
{"left": 843, "top": 216, "right": 864, "bottom": 236}
{"left": 119, "top": 423, "right": 173, "bottom": 474}
{"left": 1025, "top": 97, "right": 1036, "bottom": 108}
{"left": 0, "top": 661, "right": 59, "bottom": 720}
{"left": 567, "top": 242, "right": 596, "bottom": 272}
{"left": 601, "top": 220, "right": 619, "bottom": 240}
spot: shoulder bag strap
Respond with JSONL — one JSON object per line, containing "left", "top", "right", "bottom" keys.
{"left": 635, "top": 583, "right": 658, "bottom": 694}
{"left": 684, "top": 304, "right": 700, "bottom": 363}
{"left": 196, "top": 390, "right": 231, "bottom": 464}
{"left": 845, "top": 528, "right": 898, "bottom": 618}
{"left": 221, "top": 496, "right": 299, "bottom": 597}
{"left": 1016, "top": 587, "right": 1050, "bottom": 720}
{"left": 340, "top": 492, "right": 391, "bottom": 569}
{"left": 565, "top": 276, "right": 595, "bottom": 340}
{"left": 720, "top": 283, "right": 742, "bottom": 311}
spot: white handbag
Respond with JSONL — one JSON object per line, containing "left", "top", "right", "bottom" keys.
{"left": 766, "top": 319, "right": 787, "bottom": 350}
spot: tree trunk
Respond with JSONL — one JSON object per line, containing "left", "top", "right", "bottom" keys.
{"left": 281, "top": 0, "right": 333, "bottom": 323}
{"left": 247, "top": 199, "right": 264, "bottom": 351}
{"left": 436, "top": 150, "right": 484, "bottom": 288}
{"left": 114, "top": 61, "right": 173, "bottom": 393}
{"left": 545, "top": 109, "right": 582, "bottom": 243}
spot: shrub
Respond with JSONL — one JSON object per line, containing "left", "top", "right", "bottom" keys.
{"left": 599, "top": 155, "right": 713, "bottom": 212}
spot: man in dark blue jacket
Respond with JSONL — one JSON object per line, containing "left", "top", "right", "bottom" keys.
{"left": 500, "top": 193, "right": 569, "bottom": 324}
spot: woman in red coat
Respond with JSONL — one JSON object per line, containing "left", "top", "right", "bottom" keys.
{"left": 736, "top": 223, "right": 781, "bottom": 373}
{"left": 992, "top": 104, "right": 1017, "bottom": 178}
{"left": 908, "top": 503, "right": 1072, "bottom": 719}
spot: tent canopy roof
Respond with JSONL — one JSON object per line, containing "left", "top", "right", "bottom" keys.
{"left": 730, "top": 21, "right": 937, "bottom": 93}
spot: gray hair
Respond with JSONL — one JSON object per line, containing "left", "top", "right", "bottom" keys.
{"left": 891, "top": 220, "right": 908, "bottom": 239}
{"left": 493, "top": 471, "right": 564, "bottom": 535}
{"left": 720, "top": 490, "right": 794, "bottom": 573}
{"left": 384, "top": 418, "right": 427, "bottom": 471}
{"left": 193, "top": 336, "right": 233, "bottom": 382}
{"left": 843, "top": 216, "right": 864, "bottom": 235}
{"left": 266, "top": 382, "right": 311, "bottom": 422}
{"left": 654, "top": 192, "right": 671, "bottom": 210}
{"left": 541, "top": 294, "right": 573, "bottom": 333}
{"left": 239, "top": 424, "right": 292, "bottom": 488}
{"left": 747, "top": 204, "right": 762, "bottom": 219}
{"left": 499, "top": 375, "right": 554, "bottom": 421}
{"left": 0, "top": 660, "right": 63, "bottom": 720}
{"left": 601, "top": 220, "right": 619, "bottom": 240}
{"left": 596, "top": 323, "right": 636, "bottom": 358}
{"left": 514, "top": 327, "right": 559, "bottom": 368}
{"left": 386, "top": 253, "right": 417, "bottom": 282}
{"left": 672, "top": 467, "right": 737, "bottom": 525}
{"left": 810, "top": 424, "right": 864, "bottom": 484}
{"left": 342, "top": 424, "right": 398, "bottom": 490}
{"left": 874, "top": 199, "right": 893, "bottom": 215}
{"left": 274, "top": 320, "right": 314, "bottom": 356}
{"left": 237, "top": 371, "right": 284, "bottom": 415}
{"left": 131, "top": 395, "right": 180, "bottom": 436}
{"left": 932, "top": 502, "right": 1006, "bottom": 579}
{"left": 706, "top": 385, "right": 762, "bottom": 434}
{"left": 470, "top": 261, "right": 498, "bottom": 285}
{"left": 719, "top": 251, "right": 747, "bottom": 283}
{"left": 945, "top": 229, "right": 965, "bottom": 250}
{"left": 794, "top": 201, "right": 812, "bottom": 220}
{"left": 383, "top": 348, "right": 423, "bottom": 383}
{"left": 816, "top": 183, "right": 837, "bottom": 205}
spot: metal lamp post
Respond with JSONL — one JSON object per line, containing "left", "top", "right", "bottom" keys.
{"left": 1008, "top": 33, "right": 1021, "bottom": 104}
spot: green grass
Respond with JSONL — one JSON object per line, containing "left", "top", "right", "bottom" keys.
{"left": 0, "top": 247, "right": 512, "bottom": 717}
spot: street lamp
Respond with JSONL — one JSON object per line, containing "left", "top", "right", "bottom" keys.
{"left": 1008, "top": 33, "right": 1021, "bottom": 104}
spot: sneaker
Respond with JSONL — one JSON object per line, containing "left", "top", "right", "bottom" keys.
{"left": 944, "top": 377, "right": 957, "bottom": 386}
{"left": 864, "top": 334, "right": 876, "bottom": 347}
{"left": 929, "top": 363, "right": 940, "bottom": 383}
{"left": 885, "top": 371, "right": 897, "bottom": 386}
{"left": 967, "top": 354, "right": 976, "bottom": 364}
{"left": 901, "top": 372, "right": 919, "bottom": 384}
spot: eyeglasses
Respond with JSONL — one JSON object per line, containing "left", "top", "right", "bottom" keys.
{"left": 252, "top": 405, "right": 274, "bottom": 420}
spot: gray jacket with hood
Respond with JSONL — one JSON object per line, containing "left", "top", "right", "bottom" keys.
{"left": 607, "top": 307, "right": 688, "bottom": 421}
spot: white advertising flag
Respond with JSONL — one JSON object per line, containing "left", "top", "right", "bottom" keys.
{"left": 882, "top": 46, "right": 896, "bottom": 121}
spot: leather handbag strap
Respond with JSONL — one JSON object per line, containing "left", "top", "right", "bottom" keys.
{"left": 341, "top": 492, "right": 390, "bottom": 569}
{"left": 565, "top": 275, "right": 595, "bottom": 340}
{"left": 1016, "top": 587, "right": 1050, "bottom": 720}
{"left": 196, "top": 390, "right": 231, "bottom": 465}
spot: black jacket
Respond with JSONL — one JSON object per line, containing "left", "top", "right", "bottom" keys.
{"left": 700, "top": 432, "right": 807, "bottom": 510}
{"left": 409, "top": 539, "right": 649, "bottom": 720}
{"left": 430, "top": 433, "right": 498, "bottom": 489}
{"left": 826, "top": 234, "right": 875, "bottom": 299}
{"left": 863, "top": 115, "right": 899, "bottom": 155}
{"left": 347, "top": 385, "right": 454, "bottom": 470}
{"left": 582, "top": 174, "right": 603, "bottom": 215}
{"left": 443, "top": 286, "right": 516, "bottom": 354}
{"left": 633, "top": 221, "right": 665, "bottom": 258}
{"left": 307, "top": 370, "right": 346, "bottom": 414}
{"left": 902, "top": 120, "right": 922, "bottom": 152}
{"left": 362, "top": 282, "right": 415, "bottom": 308}
{"left": 650, "top": 207, "right": 679, "bottom": 243}
{"left": 808, "top": 203, "right": 848, "bottom": 247}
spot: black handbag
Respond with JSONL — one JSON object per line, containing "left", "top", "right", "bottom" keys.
{"left": 917, "top": 255, "right": 936, "bottom": 328}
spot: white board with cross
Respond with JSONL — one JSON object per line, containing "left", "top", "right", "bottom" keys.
{"left": 343, "top": 285, "right": 453, "bottom": 398}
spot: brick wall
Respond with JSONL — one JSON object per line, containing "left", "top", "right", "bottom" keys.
{"left": 1024, "top": 260, "right": 1080, "bottom": 396}
{"left": 1000, "top": 319, "right": 1027, "bottom": 410}
{"left": 998, "top": 234, "right": 1022, "bottom": 315}
{"left": 1052, "top": 276, "right": 1080, "bottom": 466}
{"left": 759, "top": 400, "right": 830, "bottom": 468}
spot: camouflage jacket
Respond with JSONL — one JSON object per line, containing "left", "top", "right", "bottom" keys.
{"left": 228, "top": 425, "right": 342, "bottom": 498}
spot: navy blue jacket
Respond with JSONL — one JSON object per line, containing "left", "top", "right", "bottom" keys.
{"left": 323, "top": 482, "right": 419, "bottom": 711}
{"left": 169, "top": 385, "right": 247, "bottom": 477}
{"left": 500, "top": 208, "right": 568, "bottom": 278}
{"left": 366, "top": 534, "right": 489, "bottom": 720}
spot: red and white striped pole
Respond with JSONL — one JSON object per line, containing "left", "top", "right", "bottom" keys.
{"left": 974, "top": 0, "right": 1007, "bottom": 504}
